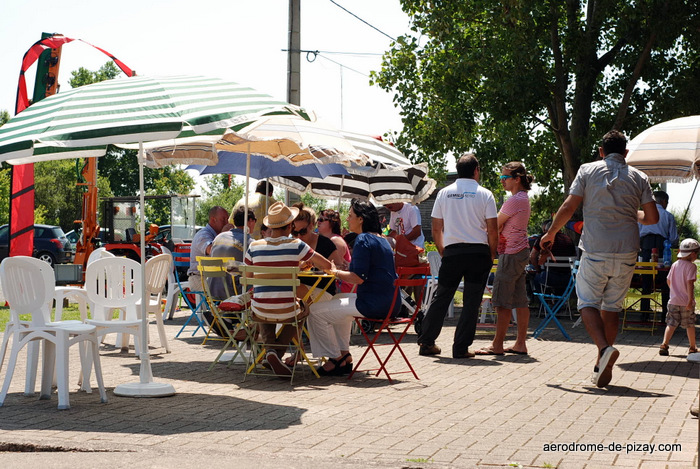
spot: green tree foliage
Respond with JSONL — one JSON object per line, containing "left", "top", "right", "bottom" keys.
{"left": 34, "top": 159, "right": 113, "bottom": 230}
{"left": 196, "top": 175, "right": 246, "bottom": 225}
{"left": 68, "top": 61, "right": 121, "bottom": 88}
{"left": 373, "top": 0, "right": 700, "bottom": 213}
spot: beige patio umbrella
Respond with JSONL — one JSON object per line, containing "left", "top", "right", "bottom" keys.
{"left": 626, "top": 115, "right": 700, "bottom": 183}
{"left": 626, "top": 115, "right": 700, "bottom": 230}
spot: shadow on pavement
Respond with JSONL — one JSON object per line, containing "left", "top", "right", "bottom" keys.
{"left": 546, "top": 383, "right": 672, "bottom": 398}
{"left": 0, "top": 391, "right": 306, "bottom": 435}
{"left": 617, "top": 359, "right": 697, "bottom": 377}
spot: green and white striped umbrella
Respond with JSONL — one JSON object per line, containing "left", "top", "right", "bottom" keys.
{"left": 0, "top": 74, "right": 293, "bottom": 165}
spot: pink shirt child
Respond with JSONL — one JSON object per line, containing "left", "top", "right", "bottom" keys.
{"left": 667, "top": 258, "right": 697, "bottom": 308}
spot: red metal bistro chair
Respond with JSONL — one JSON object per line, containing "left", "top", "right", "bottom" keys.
{"left": 349, "top": 264, "right": 430, "bottom": 383}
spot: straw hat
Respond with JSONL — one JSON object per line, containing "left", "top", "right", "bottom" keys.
{"left": 263, "top": 201, "right": 299, "bottom": 229}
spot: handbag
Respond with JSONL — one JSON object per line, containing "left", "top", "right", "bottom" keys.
{"left": 394, "top": 234, "right": 424, "bottom": 267}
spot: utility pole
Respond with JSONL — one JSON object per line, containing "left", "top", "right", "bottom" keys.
{"left": 287, "top": 0, "right": 301, "bottom": 106}
{"left": 286, "top": 0, "right": 301, "bottom": 205}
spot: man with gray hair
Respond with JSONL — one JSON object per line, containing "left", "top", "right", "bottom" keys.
{"left": 187, "top": 206, "right": 232, "bottom": 292}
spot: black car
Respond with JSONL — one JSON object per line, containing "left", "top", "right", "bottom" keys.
{"left": 0, "top": 224, "right": 73, "bottom": 267}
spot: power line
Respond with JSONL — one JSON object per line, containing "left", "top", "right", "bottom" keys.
{"left": 328, "top": 0, "right": 396, "bottom": 42}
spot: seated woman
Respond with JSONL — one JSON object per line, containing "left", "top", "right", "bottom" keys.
{"left": 307, "top": 199, "right": 398, "bottom": 376}
{"left": 292, "top": 203, "right": 344, "bottom": 299}
{"left": 317, "top": 209, "right": 353, "bottom": 293}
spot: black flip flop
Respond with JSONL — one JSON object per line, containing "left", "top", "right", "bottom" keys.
{"left": 504, "top": 348, "right": 528, "bottom": 355}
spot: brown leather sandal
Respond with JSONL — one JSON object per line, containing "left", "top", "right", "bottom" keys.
{"left": 659, "top": 344, "right": 669, "bottom": 356}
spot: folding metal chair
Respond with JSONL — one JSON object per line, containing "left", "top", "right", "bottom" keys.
{"left": 621, "top": 262, "right": 663, "bottom": 333}
{"left": 172, "top": 249, "right": 208, "bottom": 338}
{"left": 532, "top": 261, "right": 579, "bottom": 340}
{"left": 198, "top": 257, "right": 252, "bottom": 370}
{"left": 240, "top": 265, "right": 317, "bottom": 384}
{"left": 349, "top": 265, "right": 430, "bottom": 383}
{"left": 536, "top": 256, "right": 576, "bottom": 319}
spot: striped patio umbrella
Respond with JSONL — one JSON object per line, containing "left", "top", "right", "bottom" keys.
{"left": 270, "top": 132, "right": 437, "bottom": 205}
{"left": 144, "top": 111, "right": 368, "bottom": 250}
{"left": 141, "top": 111, "right": 367, "bottom": 168}
{"left": 0, "top": 75, "right": 311, "bottom": 399}
{"left": 0, "top": 75, "right": 294, "bottom": 165}
{"left": 626, "top": 115, "right": 700, "bottom": 183}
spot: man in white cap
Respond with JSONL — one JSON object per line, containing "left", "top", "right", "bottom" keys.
{"left": 244, "top": 201, "right": 332, "bottom": 375}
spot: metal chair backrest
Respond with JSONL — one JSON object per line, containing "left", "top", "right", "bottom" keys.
{"left": 199, "top": 257, "right": 239, "bottom": 299}
{"left": 0, "top": 257, "right": 48, "bottom": 326}
{"left": 238, "top": 265, "right": 301, "bottom": 320}
{"left": 85, "top": 257, "right": 142, "bottom": 309}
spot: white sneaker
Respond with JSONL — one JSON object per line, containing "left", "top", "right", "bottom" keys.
{"left": 590, "top": 370, "right": 599, "bottom": 385}
{"left": 595, "top": 346, "right": 619, "bottom": 388}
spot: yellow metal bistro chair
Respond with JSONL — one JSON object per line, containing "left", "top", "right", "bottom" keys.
{"left": 197, "top": 257, "right": 252, "bottom": 371}
{"left": 622, "top": 262, "right": 663, "bottom": 333}
{"left": 239, "top": 265, "right": 319, "bottom": 383}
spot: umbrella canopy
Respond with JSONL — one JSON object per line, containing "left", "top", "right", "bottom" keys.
{"left": 185, "top": 151, "right": 350, "bottom": 180}
{"left": 0, "top": 75, "right": 293, "bottom": 165}
{"left": 626, "top": 115, "right": 700, "bottom": 183}
{"left": 141, "top": 110, "right": 367, "bottom": 168}
{"left": 271, "top": 132, "right": 437, "bottom": 204}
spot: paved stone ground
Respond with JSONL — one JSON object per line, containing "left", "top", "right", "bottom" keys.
{"left": 0, "top": 308, "right": 697, "bottom": 469}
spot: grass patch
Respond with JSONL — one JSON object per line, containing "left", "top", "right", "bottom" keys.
{"left": 0, "top": 303, "right": 121, "bottom": 330}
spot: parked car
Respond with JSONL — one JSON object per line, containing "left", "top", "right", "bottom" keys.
{"left": 65, "top": 228, "right": 108, "bottom": 252}
{"left": 156, "top": 225, "right": 203, "bottom": 244}
{"left": 0, "top": 224, "right": 73, "bottom": 267}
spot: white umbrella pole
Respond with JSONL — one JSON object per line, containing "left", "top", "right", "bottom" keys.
{"left": 337, "top": 175, "right": 345, "bottom": 212}
{"left": 243, "top": 143, "right": 251, "bottom": 253}
{"left": 114, "top": 142, "right": 175, "bottom": 398}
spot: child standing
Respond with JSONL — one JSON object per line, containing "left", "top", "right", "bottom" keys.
{"left": 659, "top": 238, "right": 699, "bottom": 357}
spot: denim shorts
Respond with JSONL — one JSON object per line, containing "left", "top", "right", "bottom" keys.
{"left": 666, "top": 304, "right": 696, "bottom": 329}
{"left": 576, "top": 251, "right": 637, "bottom": 312}
{"left": 492, "top": 248, "right": 530, "bottom": 309}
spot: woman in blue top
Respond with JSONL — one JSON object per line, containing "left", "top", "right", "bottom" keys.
{"left": 308, "top": 199, "right": 397, "bottom": 376}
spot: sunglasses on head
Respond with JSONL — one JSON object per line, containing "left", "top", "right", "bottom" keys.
{"left": 292, "top": 227, "right": 309, "bottom": 236}
{"left": 499, "top": 174, "right": 516, "bottom": 181}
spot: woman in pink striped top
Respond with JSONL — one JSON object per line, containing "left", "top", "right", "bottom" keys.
{"left": 476, "top": 162, "right": 533, "bottom": 356}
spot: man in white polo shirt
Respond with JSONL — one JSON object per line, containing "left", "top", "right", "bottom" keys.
{"left": 417, "top": 153, "right": 498, "bottom": 358}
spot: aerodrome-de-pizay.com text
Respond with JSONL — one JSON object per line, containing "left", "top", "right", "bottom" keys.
{"left": 543, "top": 442, "right": 681, "bottom": 454}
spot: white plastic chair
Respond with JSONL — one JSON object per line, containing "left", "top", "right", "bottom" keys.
{"left": 53, "top": 248, "right": 116, "bottom": 322}
{"left": 160, "top": 246, "right": 184, "bottom": 320}
{"left": 135, "top": 254, "right": 172, "bottom": 353}
{"left": 426, "top": 251, "right": 456, "bottom": 318}
{"left": 0, "top": 257, "right": 107, "bottom": 410}
{"left": 84, "top": 257, "right": 142, "bottom": 354}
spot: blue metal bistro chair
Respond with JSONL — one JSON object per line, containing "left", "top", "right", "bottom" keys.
{"left": 532, "top": 261, "right": 578, "bottom": 341}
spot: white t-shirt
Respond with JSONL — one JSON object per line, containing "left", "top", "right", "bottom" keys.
{"left": 431, "top": 178, "right": 497, "bottom": 247}
{"left": 389, "top": 203, "right": 425, "bottom": 248}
